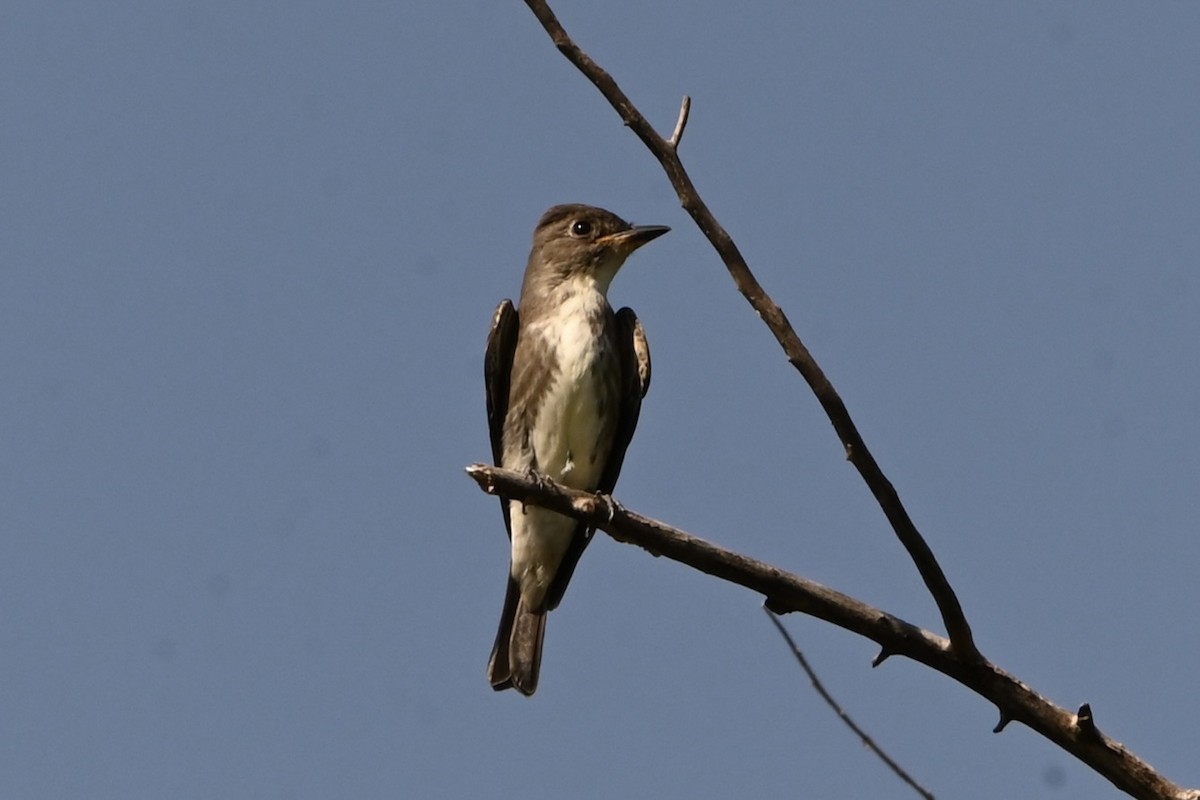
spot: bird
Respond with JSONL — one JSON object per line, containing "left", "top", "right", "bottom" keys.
{"left": 484, "top": 203, "right": 668, "bottom": 696}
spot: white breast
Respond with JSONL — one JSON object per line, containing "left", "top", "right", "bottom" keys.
{"left": 524, "top": 285, "right": 612, "bottom": 491}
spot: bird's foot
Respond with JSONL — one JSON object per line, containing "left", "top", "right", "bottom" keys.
{"left": 522, "top": 467, "right": 553, "bottom": 492}
{"left": 598, "top": 492, "right": 622, "bottom": 524}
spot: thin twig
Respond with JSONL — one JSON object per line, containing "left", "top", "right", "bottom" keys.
{"left": 521, "top": 0, "right": 978, "bottom": 662}
{"left": 466, "top": 464, "right": 1193, "bottom": 800}
{"left": 668, "top": 95, "right": 691, "bottom": 148}
{"left": 765, "top": 609, "right": 936, "bottom": 800}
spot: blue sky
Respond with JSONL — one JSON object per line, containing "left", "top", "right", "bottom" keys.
{"left": 3, "top": 3, "right": 1198, "bottom": 798}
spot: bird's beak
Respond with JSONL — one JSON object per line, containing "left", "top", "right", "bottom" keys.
{"left": 603, "top": 224, "right": 670, "bottom": 254}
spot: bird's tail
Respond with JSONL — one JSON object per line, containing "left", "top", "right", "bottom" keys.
{"left": 487, "top": 577, "right": 546, "bottom": 696}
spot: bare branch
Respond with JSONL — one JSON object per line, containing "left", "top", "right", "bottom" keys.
{"left": 521, "top": 0, "right": 978, "bottom": 662}
{"left": 765, "top": 609, "right": 936, "bottom": 800}
{"left": 466, "top": 463, "right": 1195, "bottom": 800}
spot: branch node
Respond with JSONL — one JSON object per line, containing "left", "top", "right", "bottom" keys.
{"left": 465, "top": 463, "right": 498, "bottom": 494}
{"left": 1076, "top": 703, "right": 1100, "bottom": 739}
{"left": 762, "top": 596, "right": 788, "bottom": 614}
{"left": 571, "top": 494, "right": 597, "bottom": 517}
{"left": 668, "top": 95, "right": 691, "bottom": 148}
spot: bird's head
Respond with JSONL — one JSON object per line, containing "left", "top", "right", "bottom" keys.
{"left": 524, "top": 204, "right": 669, "bottom": 298}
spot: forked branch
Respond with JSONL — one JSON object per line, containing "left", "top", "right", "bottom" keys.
{"left": 504, "top": 3, "right": 1200, "bottom": 796}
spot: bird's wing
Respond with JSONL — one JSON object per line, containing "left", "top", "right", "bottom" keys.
{"left": 484, "top": 299, "right": 519, "bottom": 538}
{"left": 545, "top": 306, "right": 650, "bottom": 610}
{"left": 596, "top": 307, "right": 650, "bottom": 494}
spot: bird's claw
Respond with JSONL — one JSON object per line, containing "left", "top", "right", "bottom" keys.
{"left": 600, "top": 493, "right": 622, "bottom": 524}
{"left": 523, "top": 467, "right": 552, "bottom": 491}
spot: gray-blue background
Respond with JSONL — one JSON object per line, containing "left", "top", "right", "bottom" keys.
{"left": 3, "top": 3, "right": 1197, "bottom": 798}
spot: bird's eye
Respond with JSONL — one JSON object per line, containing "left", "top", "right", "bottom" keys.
{"left": 570, "top": 219, "right": 592, "bottom": 237}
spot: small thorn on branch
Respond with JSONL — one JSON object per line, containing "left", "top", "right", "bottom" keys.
{"left": 872, "top": 646, "right": 893, "bottom": 668}
{"left": 668, "top": 95, "right": 691, "bottom": 148}
{"left": 1076, "top": 703, "right": 1100, "bottom": 739}
{"left": 993, "top": 710, "right": 1013, "bottom": 733}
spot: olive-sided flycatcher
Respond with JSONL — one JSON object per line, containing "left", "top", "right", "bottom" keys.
{"left": 485, "top": 204, "right": 668, "bottom": 696}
